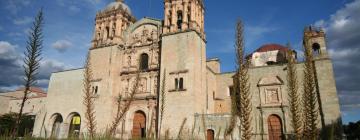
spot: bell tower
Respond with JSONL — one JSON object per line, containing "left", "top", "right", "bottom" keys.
{"left": 303, "top": 26, "right": 328, "bottom": 59}
{"left": 159, "top": 0, "right": 207, "bottom": 137}
{"left": 92, "top": 0, "right": 136, "bottom": 48}
{"left": 163, "top": 0, "right": 205, "bottom": 38}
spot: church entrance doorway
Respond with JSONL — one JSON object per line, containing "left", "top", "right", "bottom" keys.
{"left": 132, "top": 110, "right": 146, "bottom": 138}
{"left": 268, "top": 114, "right": 283, "bottom": 140}
{"left": 206, "top": 129, "right": 215, "bottom": 140}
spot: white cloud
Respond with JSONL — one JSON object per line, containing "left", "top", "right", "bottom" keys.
{"left": 51, "top": 40, "right": 73, "bottom": 53}
{"left": 328, "top": 48, "right": 360, "bottom": 60}
{"left": 0, "top": 41, "right": 21, "bottom": 61}
{"left": 13, "top": 17, "right": 32, "bottom": 25}
{"left": 69, "top": 5, "right": 81, "bottom": 13}
{"left": 247, "top": 26, "right": 277, "bottom": 36}
{"left": 8, "top": 32, "right": 23, "bottom": 37}
{"left": 0, "top": 41, "right": 70, "bottom": 90}
{"left": 5, "top": 0, "right": 31, "bottom": 15}
{"left": 314, "top": 0, "right": 360, "bottom": 114}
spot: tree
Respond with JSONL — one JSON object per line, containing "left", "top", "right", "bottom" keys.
{"left": 83, "top": 53, "right": 97, "bottom": 139}
{"left": 343, "top": 120, "right": 360, "bottom": 140}
{"left": 1, "top": 113, "right": 35, "bottom": 137}
{"left": 302, "top": 37, "right": 319, "bottom": 139}
{"left": 12, "top": 9, "right": 44, "bottom": 137}
{"left": 286, "top": 46, "right": 302, "bottom": 139}
{"left": 233, "top": 19, "right": 252, "bottom": 140}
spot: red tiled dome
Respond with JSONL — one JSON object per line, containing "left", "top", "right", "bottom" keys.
{"left": 255, "top": 44, "right": 289, "bottom": 52}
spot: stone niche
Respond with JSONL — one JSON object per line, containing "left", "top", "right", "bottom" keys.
{"left": 257, "top": 76, "right": 284, "bottom": 106}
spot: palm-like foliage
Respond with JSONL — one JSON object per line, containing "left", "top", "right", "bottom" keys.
{"left": 13, "top": 9, "right": 44, "bottom": 137}
{"left": 302, "top": 37, "right": 319, "bottom": 139}
{"left": 83, "top": 53, "right": 97, "bottom": 139}
{"left": 286, "top": 46, "right": 302, "bottom": 139}
{"left": 233, "top": 19, "right": 252, "bottom": 140}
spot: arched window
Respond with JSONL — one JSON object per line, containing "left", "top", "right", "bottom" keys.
{"left": 112, "top": 23, "right": 116, "bottom": 39}
{"left": 312, "top": 43, "right": 321, "bottom": 56}
{"left": 177, "top": 11, "right": 183, "bottom": 30}
{"left": 106, "top": 26, "right": 110, "bottom": 38}
{"left": 140, "top": 53, "right": 149, "bottom": 71}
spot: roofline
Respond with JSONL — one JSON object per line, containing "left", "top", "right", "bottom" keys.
{"left": 206, "top": 57, "right": 220, "bottom": 62}
{"left": 143, "top": 17, "right": 162, "bottom": 21}
{"left": 52, "top": 67, "right": 84, "bottom": 74}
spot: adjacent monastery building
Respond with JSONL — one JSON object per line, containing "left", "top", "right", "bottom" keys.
{"left": 29, "top": 0, "right": 341, "bottom": 139}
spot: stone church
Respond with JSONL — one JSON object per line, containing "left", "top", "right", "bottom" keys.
{"left": 31, "top": 0, "right": 341, "bottom": 139}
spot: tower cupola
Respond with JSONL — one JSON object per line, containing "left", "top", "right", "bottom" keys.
{"left": 92, "top": 0, "right": 136, "bottom": 48}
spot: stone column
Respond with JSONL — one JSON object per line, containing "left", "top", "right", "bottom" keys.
{"left": 190, "top": 1, "right": 196, "bottom": 29}
{"left": 118, "top": 16, "right": 123, "bottom": 34}
{"left": 163, "top": 2, "right": 171, "bottom": 33}
{"left": 201, "top": 8, "right": 204, "bottom": 33}
{"left": 170, "top": 4, "right": 177, "bottom": 32}
{"left": 182, "top": 0, "right": 189, "bottom": 30}
{"left": 196, "top": 4, "right": 201, "bottom": 33}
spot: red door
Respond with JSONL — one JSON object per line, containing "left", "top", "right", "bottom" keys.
{"left": 207, "top": 129, "right": 214, "bottom": 140}
{"left": 268, "top": 115, "right": 283, "bottom": 140}
{"left": 132, "top": 111, "right": 146, "bottom": 138}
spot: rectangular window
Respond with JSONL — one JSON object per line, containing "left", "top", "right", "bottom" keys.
{"left": 179, "top": 78, "right": 184, "bottom": 90}
{"left": 229, "top": 86, "right": 234, "bottom": 96}
{"left": 175, "top": 78, "right": 179, "bottom": 89}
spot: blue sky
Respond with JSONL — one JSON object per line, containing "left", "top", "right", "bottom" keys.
{"left": 0, "top": 0, "right": 360, "bottom": 124}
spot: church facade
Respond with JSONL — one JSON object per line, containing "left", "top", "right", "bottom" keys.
{"left": 32, "top": 0, "right": 341, "bottom": 139}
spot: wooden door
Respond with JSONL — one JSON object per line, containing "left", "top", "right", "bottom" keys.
{"left": 207, "top": 129, "right": 214, "bottom": 140}
{"left": 268, "top": 115, "right": 283, "bottom": 140}
{"left": 132, "top": 111, "right": 146, "bottom": 138}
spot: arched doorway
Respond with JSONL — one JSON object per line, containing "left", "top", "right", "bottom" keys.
{"left": 268, "top": 114, "right": 283, "bottom": 140}
{"left": 132, "top": 110, "right": 146, "bottom": 138}
{"left": 50, "top": 113, "right": 63, "bottom": 138}
{"left": 207, "top": 129, "right": 215, "bottom": 140}
{"left": 67, "top": 113, "right": 81, "bottom": 138}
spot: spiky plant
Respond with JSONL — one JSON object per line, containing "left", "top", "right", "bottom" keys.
{"left": 302, "top": 37, "right": 319, "bottom": 139}
{"left": 225, "top": 85, "right": 240, "bottom": 137}
{"left": 83, "top": 53, "right": 97, "bottom": 139}
{"left": 159, "top": 69, "right": 167, "bottom": 139}
{"left": 201, "top": 113, "right": 207, "bottom": 140}
{"left": 286, "top": 46, "right": 302, "bottom": 139}
{"left": 165, "top": 129, "right": 170, "bottom": 140}
{"left": 177, "top": 118, "right": 187, "bottom": 140}
{"left": 12, "top": 9, "right": 44, "bottom": 138}
{"left": 108, "top": 70, "right": 140, "bottom": 136}
{"left": 216, "top": 127, "right": 222, "bottom": 140}
{"left": 234, "top": 19, "right": 252, "bottom": 140}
